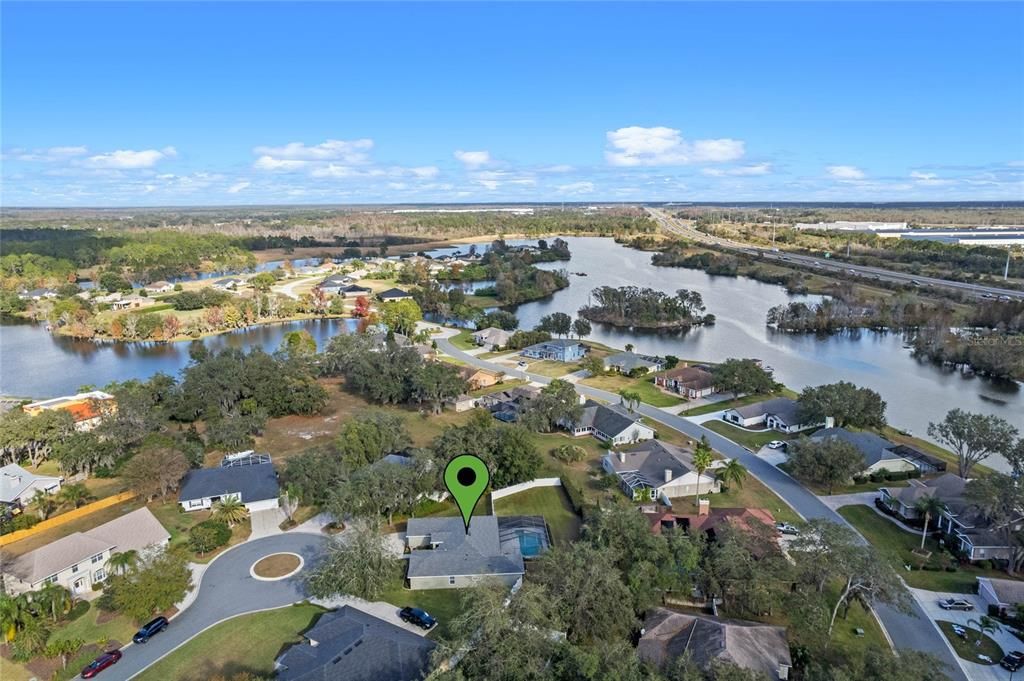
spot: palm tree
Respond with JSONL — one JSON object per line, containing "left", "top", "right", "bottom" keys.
{"left": 967, "top": 615, "right": 1001, "bottom": 647}
{"left": 913, "top": 495, "right": 946, "bottom": 550}
{"left": 692, "top": 436, "right": 714, "bottom": 507}
{"left": 33, "top": 583, "right": 72, "bottom": 623}
{"left": 619, "top": 389, "right": 641, "bottom": 413}
{"left": 0, "top": 593, "right": 30, "bottom": 643}
{"left": 31, "top": 489, "right": 58, "bottom": 520}
{"left": 106, "top": 549, "right": 139, "bottom": 576}
{"left": 213, "top": 497, "right": 249, "bottom": 528}
{"left": 717, "top": 459, "right": 748, "bottom": 491}
{"left": 59, "top": 483, "right": 95, "bottom": 509}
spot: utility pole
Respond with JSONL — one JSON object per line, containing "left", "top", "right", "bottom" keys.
{"left": 1006, "top": 247, "right": 1012, "bottom": 281}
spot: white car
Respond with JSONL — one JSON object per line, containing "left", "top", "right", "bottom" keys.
{"left": 767, "top": 440, "right": 786, "bottom": 450}
{"left": 516, "top": 360, "right": 528, "bottom": 369}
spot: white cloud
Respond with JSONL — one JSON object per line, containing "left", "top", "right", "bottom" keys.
{"left": 540, "top": 164, "right": 575, "bottom": 173}
{"left": 310, "top": 163, "right": 360, "bottom": 178}
{"left": 826, "top": 165, "right": 866, "bottom": 180}
{"left": 605, "top": 126, "right": 744, "bottom": 166}
{"left": 254, "top": 156, "right": 309, "bottom": 171}
{"left": 910, "top": 171, "right": 956, "bottom": 187}
{"left": 6, "top": 146, "right": 89, "bottom": 162}
{"left": 702, "top": 163, "right": 772, "bottom": 177}
{"left": 86, "top": 146, "right": 177, "bottom": 169}
{"left": 454, "top": 150, "right": 492, "bottom": 168}
{"left": 409, "top": 166, "right": 440, "bottom": 179}
{"left": 227, "top": 181, "right": 251, "bottom": 194}
{"left": 557, "top": 181, "right": 595, "bottom": 195}
{"left": 253, "top": 139, "right": 373, "bottom": 163}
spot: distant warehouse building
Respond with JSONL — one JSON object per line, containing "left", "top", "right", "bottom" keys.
{"left": 793, "top": 221, "right": 907, "bottom": 231}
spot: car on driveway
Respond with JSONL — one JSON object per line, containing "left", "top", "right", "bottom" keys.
{"left": 80, "top": 650, "right": 122, "bottom": 678}
{"left": 399, "top": 606, "right": 437, "bottom": 630}
{"left": 132, "top": 615, "right": 168, "bottom": 643}
{"left": 1001, "top": 651, "right": 1024, "bottom": 671}
{"left": 767, "top": 440, "right": 786, "bottom": 450}
{"left": 776, "top": 522, "right": 800, "bottom": 535}
{"left": 938, "top": 598, "right": 974, "bottom": 611}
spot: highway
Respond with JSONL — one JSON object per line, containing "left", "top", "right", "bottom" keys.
{"left": 646, "top": 207, "right": 1024, "bottom": 301}
{"left": 434, "top": 334, "right": 969, "bottom": 681}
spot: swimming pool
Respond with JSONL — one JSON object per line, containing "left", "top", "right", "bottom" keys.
{"left": 517, "top": 530, "right": 544, "bottom": 557}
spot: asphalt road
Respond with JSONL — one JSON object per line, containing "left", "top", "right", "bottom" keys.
{"left": 111, "top": 533, "right": 328, "bottom": 681}
{"left": 436, "top": 336, "right": 969, "bottom": 681}
{"left": 647, "top": 207, "right": 1024, "bottom": 301}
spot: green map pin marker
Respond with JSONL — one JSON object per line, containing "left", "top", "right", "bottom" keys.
{"left": 444, "top": 454, "right": 490, "bottom": 534}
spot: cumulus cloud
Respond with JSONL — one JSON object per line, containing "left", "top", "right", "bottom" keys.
{"left": 540, "top": 164, "right": 575, "bottom": 173}
{"left": 605, "top": 126, "right": 744, "bottom": 166}
{"left": 702, "top": 163, "right": 772, "bottom": 177}
{"left": 557, "top": 181, "right": 595, "bottom": 195}
{"left": 910, "top": 171, "right": 955, "bottom": 186}
{"left": 409, "top": 166, "right": 440, "bottom": 179}
{"left": 86, "top": 146, "right": 177, "bottom": 169}
{"left": 5, "top": 146, "right": 89, "bottom": 162}
{"left": 253, "top": 139, "right": 373, "bottom": 163}
{"left": 454, "top": 150, "right": 492, "bottom": 168}
{"left": 826, "top": 165, "right": 866, "bottom": 180}
{"left": 227, "top": 181, "right": 251, "bottom": 194}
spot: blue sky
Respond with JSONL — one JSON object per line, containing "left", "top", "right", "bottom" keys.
{"left": 2, "top": 2, "right": 1023, "bottom": 206}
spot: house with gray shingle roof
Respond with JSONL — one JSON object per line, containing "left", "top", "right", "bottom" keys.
{"left": 564, "top": 400, "right": 655, "bottom": 446}
{"left": 603, "top": 351, "right": 664, "bottom": 375}
{"left": 0, "top": 463, "right": 62, "bottom": 509}
{"left": 404, "top": 515, "right": 524, "bottom": 589}
{"left": 722, "top": 397, "right": 820, "bottom": 433}
{"left": 603, "top": 440, "right": 722, "bottom": 501}
{"left": 802, "top": 427, "right": 917, "bottom": 475}
{"left": 275, "top": 605, "right": 435, "bottom": 681}
{"left": 178, "top": 462, "right": 280, "bottom": 512}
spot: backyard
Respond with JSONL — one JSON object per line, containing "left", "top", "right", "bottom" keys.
{"left": 579, "top": 373, "right": 683, "bottom": 408}
{"left": 492, "top": 485, "right": 582, "bottom": 545}
{"left": 701, "top": 419, "right": 783, "bottom": 451}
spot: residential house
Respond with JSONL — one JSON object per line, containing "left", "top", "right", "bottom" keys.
{"left": 110, "top": 294, "right": 160, "bottom": 311}
{"left": 3, "top": 507, "right": 169, "bottom": 596}
{"left": 211, "top": 277, "right": 244, "bottom": 291}
{"left": 178, "top": 462, "right": 280, "bottom": 512}
{"left": 478, "top": 385, "right": 541, "bottom": 423}
{"left": 565, "top": 400, "right": 655, "bottom": 445}
{"left": 404, "top": 515, "right": 525, "bottom": 589}
{"left": 654, "top": 366, "right": 716, "bottom": 399}
{"left": 645, "top": 506, "right": 775, "bottom": 542}
{"left": 378, "top": 288, "right": 412, "bottom": 303}
{"left": 878, "top": 473, "right": 967, "bottom": 521}
{"left": 23, "top": 390, "right": 116, "bottom": 432}
{"left": 520, "top": 339, "right": 587, "bottom": 363}
{"left": 144, "top": 281, "right": 174, "bottom": 294}
{"left": 0, "top": 463, "right": 63, "bottom": 510}
{"left": 317, "top": 274, "right": 356, "bottom": 294}
{"left": 638, "top": 609, "right": 792, "bottom": 680}
{"left": 471, "top": 327, "right": 513, "bottom": 350}
{"left": 17, "top": 288, "right": 58, "bottom": 301}
{"left": 887, "top": 444, "right": 947, "bottom": 474}
{"left": 722, "top": 398, "right": 819, "bottom": 433}
{"left": 458, "top": 366, "right": 503, "bottom": 391}
{"left": 275, "top": 605, "right": 436, "bottom": 681}
{"left": 603, "top": 440, "right": 722, "bottom": 501}
{"left": 445, "top": 394, "right": 477, "bottom": 412}
{"left": 977, "top": 577, "right": 1024, "bottom": 618}
{"left": 603, "top": 351, "right": 664, "bottom": 375}
{"left": 337, "top": 284, "right": 372, "bottom": 298}
{"left": 803, "top": 428, "right": 918, "bottom": 475}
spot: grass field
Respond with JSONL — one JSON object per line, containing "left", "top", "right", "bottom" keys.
{"left": 522, "top": 359, "right": 576, "bottom": 378}
{"left": 579, "top": 373, "right": 683, "bottom": 407}
{"left": 380, "top": 576, "right": 463, "bottom": 640}
{"left": 493, "top": 485, "right": 582, "bottom": 545}
{"left": 701, "top": 419, "right": 782, "bottom": 450}
{"left": 937, "top": 620, "right": 1004, "bottom": 665}
{"left": 448, "top": 328, "right": 477, "bottom": 350}
{"left": 838, "top": 505, "right": 1017, "bottom": 592}
{"left": 136, "top": 603, "right": 327, "bottom": 681}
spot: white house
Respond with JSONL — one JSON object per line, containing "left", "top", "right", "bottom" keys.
{"left": 0, "top": 463, "right": 63, "bottom": 509}
{"left": 177, "top": 462, "right": 280, "bottom": 512}
{"left": 977, "top": 577, "right": 1024, "bottom": 617}
{"left": 801, "top": 428, "right": 918, "bottom": 475}
{"left": 565, "top": 400, "right": 656, "bottom": 446}
{"left": 471, "top": 327, "right": 514, "bottom": 350}
{"left": 144, "top": 281, "right": 174, "bottom": 294}
{"left": 722, "top": 398, "right": 819, "bottom": 433}
{"left": 603, "top": 440, "right": 722, "bottom": 501}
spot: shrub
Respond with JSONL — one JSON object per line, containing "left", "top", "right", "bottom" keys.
{"left": 67, "top": 599, "right": 90, "bottom": 622}
{"left": 945, "top": 566, "right": 958, "bottom": 572}
{"left": 853, "top": 475, "right": 868, "bottom": 485}
{"left": 551, "top": 444, "right": 587, "bottom": 464}
{"left": 560, "top": 477, "right": 587, "bottom": 514}
{"left": 907, "top": 468, "right": 923, "bottom": 478}
{"left": 188, "top": 520, "right": 231, "bottom": 555}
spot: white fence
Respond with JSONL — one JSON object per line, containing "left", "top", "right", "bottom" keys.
{"left": 489, "top": 477, "right": 562, "bottom": 512}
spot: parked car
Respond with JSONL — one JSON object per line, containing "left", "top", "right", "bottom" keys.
{"left": 399, "top": 606, "right": 437, "bottom": 630}
{"left": 517, "top": 361, "right": 528, "bottom": 369}
{"left": 80, "top": 650, "right": 122, "bottom": 678}
{"left": 1000, "top": 651, "right": 1024, "bottom": 671}
{"left": 767, "top": 440, "right": 786, "bottom": 450}
{"left": 776, "top": 522, "right": 800, "bottom": 536}
{"left": 938, "top": 598, "right": 974, "bottom": 611}
{"left": 132, "top": 615, "right": 169, "bottom": 643}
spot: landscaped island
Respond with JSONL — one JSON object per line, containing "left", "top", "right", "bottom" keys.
{"left": 578, "top": 285, "right": 715, "bottom": 330}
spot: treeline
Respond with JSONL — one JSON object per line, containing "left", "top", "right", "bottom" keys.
{"left": 766, "top": 296, "right": 948, "bottom": 333}
{"left": 579, "top": 286, "right": 714, "bottom": 329}
{"left": 651, "top": 247, "right": 808, "bottom": 294}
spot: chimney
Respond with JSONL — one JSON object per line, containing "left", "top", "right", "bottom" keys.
{"left": 619, "top": 451, "right": 626, "bottom": 463}
{"left": 698, "top": 498, "right": 710, "bottom": 516}
{"left": 825, "top": 416, "right": 835, "bottom": 429}
{"left": 664, "top": 468, "right": 673, "bottom": 483}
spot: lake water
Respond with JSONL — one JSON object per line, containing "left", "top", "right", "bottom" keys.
{"left": 1, "top": 236, "right": 1019, "bottom": 467}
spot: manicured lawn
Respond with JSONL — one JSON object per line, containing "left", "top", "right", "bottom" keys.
{"left": 493, "top": 485, "right": 582, "bottom": 545}
{"left": 681, "top": 390, "right": 795, "bottom": 416}
{"left": 580, "top": 373, "right": 683, "bottom": 408}
{"left": 49, "top": 602, "right": 137, "bottom": 647}
{"left": 937, "top": 620, "right": 1004, "bottom": 665}
{"left": 669, "top": 479, "right": 802, "bottom": 525}
{"left": 523, "top": 359, "right": 576, "bottom": 378}
{"left": 838, "top": 505, "right": 1018, "bottom": 593}
{"left": 380, "top": 576, "right": 464, "bottom": 640}
{"left": 702, "top": 419, "right": 782, "bottom": 451}
{"left": 469, "top": 379, "right": 526, "bottom": 397}
{"left": 448, "top": 328, "right": 477, "bottom": 350}
{"left": 147, "top": 501, "right": 251, "bottom": 563}
{"left": 136, "top": 603, "right": 327, "bottom": 681}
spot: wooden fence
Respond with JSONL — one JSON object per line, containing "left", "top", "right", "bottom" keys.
{"left": 0, "top": 491, "right": 138, "bottom": 546}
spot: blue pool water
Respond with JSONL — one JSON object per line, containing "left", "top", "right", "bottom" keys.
{"left": 517, "top": 531, "right": 543, "bottom": 557}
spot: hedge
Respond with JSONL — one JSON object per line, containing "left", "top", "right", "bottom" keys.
{"left": 560, "top": 476, "right": 587, "bottom": 515}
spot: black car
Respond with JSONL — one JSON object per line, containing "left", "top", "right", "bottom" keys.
{"left": 399, "top": 606, "right": 437, "bottom": 630}
{"left": 132, "top": 616, "right": 169, "bottom": 644}
{"left": 1001, "top": 651, "right": 1024, "bottom": 672}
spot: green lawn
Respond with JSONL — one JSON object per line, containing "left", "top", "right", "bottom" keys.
{"left": 838, "top": 505, "right": 1017, "bottom": 592}
{"left": 380, "top": 575, "right": 464, "bottom": 640}
{"left": 701, "top": 419, "right": 782, "bottom": 450}
{"left": 880, "top": 426, "right": 992, "bottom": 477}
{"left": 147, "top": 501, "right": 252, "bottom": 563}
{"left": 493, "top": 485, "right": 582, "bottom": 545}
{"left": 136, "top": 603, "right": 327, "bottom": 681}
{"left": 523, "top": 359, "right": 576, "bottom": 378}
{"left": 449, "top": 328, "right": 477, "bottom": 350}
{"left": 937, "top": 620, "right": 1004, "bottom": 665}
{"left": 579, "top": 373, "right": 683, "bottom": 408}
{"left": 49, "top": 603, "right": 136, "bottom": 647}
{"left": 669, "top": 479, "right": 802, "bottom": 525}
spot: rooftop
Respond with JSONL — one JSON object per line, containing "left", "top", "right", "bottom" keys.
{"left": 729, "top": 397, "right": 800, "bottom": 422}
{"left": 405, "top": 515, "right": 524, "bottom": 579}
{"left": 574, "top": 400, "right": 645, "bottom": 438}
{"left": 178, "top": 462, "right": 279, "bottom": 504}
{"left": 604, "top": 351, "right": 663, "bottom": 372}
{"left": 605, "top": 440, "right": 698, "bottom": 490}
{"left": 0, "top": 463, "right": 62, "bottom": 504}
{"left": 807, "top": 427, "right": 897, "bottom": 466}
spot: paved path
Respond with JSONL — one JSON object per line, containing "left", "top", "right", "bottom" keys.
{"left": 818, "top": 491, "right": 879, "bottom": 511}
{"left": 119, "top": 533, "right": 330, "bottom": 680}
{"left": 434, "top": 335, "right": 969, "bottom": 681}
{"left": 249, "top": 507, "right": 287, "bottom": 538}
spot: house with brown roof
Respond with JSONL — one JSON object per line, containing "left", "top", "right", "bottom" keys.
{"left": 654, "top": 366, "right": 717, "bottom": 399}
{"left": 638, "top": 609, "right": 792, "bottom": 680}
{"left": 3, "top": 507, "right": 170, "bottom": 595}
{"left": 23, "top": 390, "right": 117, "bottom": 432}
{"left": 458, "top": 366, "right": 503, "bottom": 390}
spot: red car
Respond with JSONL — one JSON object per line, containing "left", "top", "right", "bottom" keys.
{"left": 80, "top": 650, "right": 122, "bottom": 678}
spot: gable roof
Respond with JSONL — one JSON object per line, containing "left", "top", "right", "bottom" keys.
{"left": 882, "top": 473, "right": 967, "bottom": 507}
{"left": 605, "top": 351, "right": 663, "bottom": 372}
{"left": 178, "top": 463, "right": 279, "bottom": 504}
{"left": 979, "top": 577, "right": 1024, "bottom": 607}
{"left": 729, "top": 397, "right": 800, "bottom": 421}
{"left": 378, "top": 287, "right": 411, "bottom": 299}
{"left": 276, "top": 606, "right": 436, "bottom": 681}
{"left": 638, "top": 608, "right": 791, "bottom": 677}
{"left": 574, "top": 400, "right": 647, "bottom": 438}
{"left": 605, "top": 440, "right": 703, "bottom": 490}
{"left": 6, "top": 507, "right": 169, "bottom": 585}
{"left": 0, "top": 464, "right": 62, "bottom": 504}
{"left": 807, "top": 427, "right": 898, "bottom": 467}
{"left": 405, "top": 515, "right": 524, "bottom": 579}
{"left": 525, "top": 338, "right": 583, "bottom": 350}
{"left": 472, "top": 327, "right": 513, "bottom": 344}
{"left": 660, "top": 366, "right": 714, "bottom": 387}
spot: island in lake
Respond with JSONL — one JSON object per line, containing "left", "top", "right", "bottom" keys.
{"left": 578, "top": 285, "right": 715, "bottom": 330}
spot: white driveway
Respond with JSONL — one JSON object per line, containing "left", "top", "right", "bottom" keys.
{"left": 756, "top": 444, "right": 789, "bottom": 467}
{"left": 249, "top": 507, "right": 287, "bottom": 538}
{"left": 818, "top": 491, "right": 878, "bottom": 510}
{"left": 684, "top": 409, "right": 726, "bottom": 424}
